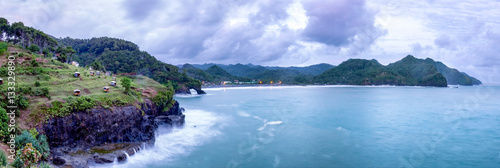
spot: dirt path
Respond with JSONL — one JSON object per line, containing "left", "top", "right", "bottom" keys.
{"left": 84, "top": 88, "right": 91, "bottom": 94}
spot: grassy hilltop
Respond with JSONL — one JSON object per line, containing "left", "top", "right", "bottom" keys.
{"left": 1, "top": 42, "right": 171, "bottom": 128}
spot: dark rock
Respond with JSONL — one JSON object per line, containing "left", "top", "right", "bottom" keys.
{"left": 93, "top": 155, "right": 114, "bottom": 163}
{"left": 42, "top": 98, "right": 185, "bottom": 167}
{"left": 53, "top": 157, "right": 66, "bottom": 165}
{"left": 175, "top": 88, "right": 191, "bottom": 94}
{"left": 42, "top": 99, "right": 184, "bottom": 149}
{"left": 175, "top": 86, "right": 206, "bottom": 94}
{"left": 117, "top": 153, "right": 127, "bottom": 162}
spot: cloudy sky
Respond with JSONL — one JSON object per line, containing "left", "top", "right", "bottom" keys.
{"left": 1, "top": 0, "right": 499, "bottom": 83}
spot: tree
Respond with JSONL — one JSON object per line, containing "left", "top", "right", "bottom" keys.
{"left": 120, "top": 77, "right": 131, "bottom": 94}
{"left": 90, "top": 60, "right": 105, "bottom": 71}
{"left": 0, "top": 17, "right": 9, "bottom": 41}
{"left": 57, "top": 53, "right": 67, "bottom": 63}
{"left": 28, "top": 44, "right": 40, "bottom": 52}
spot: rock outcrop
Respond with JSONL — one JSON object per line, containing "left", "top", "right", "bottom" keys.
{"left": 41, "top": 99, "right": 184, "bottom": 167}
{"left": 175, "top": 86, "right": 206, "bottom": 95}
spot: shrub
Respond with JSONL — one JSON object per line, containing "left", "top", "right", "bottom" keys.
{"left": 39, "top": 74, "right": 51, "bottom": 81}
{"left": 31, "top": 59, "right": 39, "bottom": 67}
{"left": 28, "top": 128, "right": 39, "bottom": 139}
{"left": 0, "top": 108, "right": 8, "bottom": 139}
{"left": 41, "top": 88, "right": 49, "bottom": 97}
{"left": 59, "top": 96, "right": 96, "bottom": 115}
{"left": 120, "top": 77, "right": 132, "bottom": 94}
{"left": 28, "top": 44, "right": 40, "bottom": 53}
{"left": 14, "top": 131, "right": 50, "bottom": 160}
{"left": 16, "top": 95, "right": 29, "bottom": 110}
{"left": 17, "top": 143, "right": 41, "bottom": 168}
{"left": 35, "top": 81, "right": 41, "bottom": 87}
{"left": 40, "top": 162, "right": 52, "bottom": 168}
{"left": 31, "top": 87, "right": 49, "bottom": 97}
{"left": 0, "top": 42, "right": 7, "bottom": 55}
{"left": 12, "top": 157, "right": 23, "bottom": 168}
{"left": 153, "top": 89, "right": 175, "bottom": 111}
{"left": 15, "top": 131, "right": 38, "bottom": 150}
{"left": 0, "top": 150, "right": 7, "bottom": 167}
{"left": 19, "top": 87, "right": 32, "bottom": 95}
{"left": 37, "top": 134, "right": 50, "bottom": 159}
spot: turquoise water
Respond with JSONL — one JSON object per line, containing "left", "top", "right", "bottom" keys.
{"left": 106, "top": 85, "right": 500, "bottom": 168}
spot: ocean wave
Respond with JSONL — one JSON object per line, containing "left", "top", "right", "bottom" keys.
{"left": 257, "top": 121, "right": 283, "bottom": 131}
{"left": 174, "top": 94, "right": 208, "bottom": 98}
{"left": 96, "top": 109, "right": 225, "bottom": 168}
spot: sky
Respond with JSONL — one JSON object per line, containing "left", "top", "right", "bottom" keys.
{"left": 0, "top": 0, "right": 499, "bottom": 83}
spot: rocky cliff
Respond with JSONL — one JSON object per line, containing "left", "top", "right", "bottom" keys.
{"left": 41, "top": 99, "right": 185, "bottom": 167}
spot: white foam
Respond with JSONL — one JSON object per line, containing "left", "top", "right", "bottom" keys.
{"left": 94, "top": 109, "right": 225, "bottom": 168}
{"left": 174, "top": 94, "right": 205, "bottom": 98}
{"left": 237, "top": 111, "right": 251, "bottom": 117}
{"left": 273, "top": 155, "right": 280, "bottom": 168}
{"left": 258, "top": 121, "right": 283, "bottom": 131}
{"left": 216, "top": 104, "right": 239, "bottom": 107}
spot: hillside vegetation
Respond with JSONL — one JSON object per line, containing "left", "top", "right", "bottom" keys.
{"left": 1, "top": 43, "right": 173, "bottom": 125}
{"left": 55, "top": 37, "right": 202, "bottom": 92}
{"left": 313, "top": 56, "right": 453, "bottom": 87}
{"left": 434, "top": 62, "right": 481, "bottom": 85}
{"left": 186, "top": 55, "right": 480, "bottom": 87}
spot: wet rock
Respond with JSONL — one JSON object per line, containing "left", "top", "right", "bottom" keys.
{"left": 42, "top": 99, "right": 185, "bottom": 167}
{"left": 93, "top": 155, "right": 114, "bottom": 164}
{"left": 53, "top": 157, "right": 66, "bottom": 165}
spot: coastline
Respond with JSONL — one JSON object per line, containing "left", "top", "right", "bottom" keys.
{"left": 200, "top": 84, "right": 485, "bottom": 91}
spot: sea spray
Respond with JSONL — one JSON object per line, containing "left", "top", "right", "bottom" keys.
{"left": 123, "top": 151, "right": 130, "bottom": 159}
{"left": 111, "top": 109, "right": 225, "bottom": 168}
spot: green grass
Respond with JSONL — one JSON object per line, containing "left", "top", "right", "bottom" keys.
{"left": 0, "top": 44, "right": 172, "bottom": 122}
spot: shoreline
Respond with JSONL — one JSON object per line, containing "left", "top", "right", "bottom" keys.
{"left": 200, "top": 84, "right": 486, "bottom": 91}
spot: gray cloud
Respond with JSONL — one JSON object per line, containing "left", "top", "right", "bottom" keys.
{"left": 122, "top": 0, "right": 161, "bottom": 21}
{"left": 301, "top": 0, "right": 384, "bottom": 48}
{"left": 410, "top": 42, "right": 433, "bottom": 54}
{"left": 433, "top": 35, "right": 455, "bottom": 49}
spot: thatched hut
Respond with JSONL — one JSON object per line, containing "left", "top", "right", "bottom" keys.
{"left": 74, "top": 89, "right": 81, "bottom": 96}
{"left": 103, "top": 86, "right": 110, "bottom": 93}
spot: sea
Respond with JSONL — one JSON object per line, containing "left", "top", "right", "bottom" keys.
{"left": 97, "top": 85, "right": 500, "bottom": 168}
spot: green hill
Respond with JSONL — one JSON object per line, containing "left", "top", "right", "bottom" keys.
{"left": 205, "top": 65, "right": 233, "bottom": 77}
{"left": 386, "top": 56, "right": 447, "bottom": 86}
{"left": 55, "top": 37, "right": 203, "bottom": 93}
{"left": 266, "top": 63, "right": 335, "bottom": 75}
{"left": 434, "top": 62, "right": 481, "bottom": 85}
{"left": 313, "top": 55, "right": 480, "bottom": 87}
{"left": 313, "top": 59, "right": 407, "bottom": 85}
{"left": 253, "top": 69, "right": 313, "bottom": 84}
{"left": 204, "top": 65, "right": 252, "bottom": 83}
{"left": 179, "top": 64, "right": 214, "bottom": 83}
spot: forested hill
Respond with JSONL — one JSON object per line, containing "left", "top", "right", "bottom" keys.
{"left": 55, "top": 37, "right": 203, "bottom": 93}
{"left": 190, "top": 63, "right": 335, "bottom": 76}
{"left": 185, "top": 63, "right": 316, "bottom": 84}
{"left": 313, "top": 55, "right": 481, "bottom": 86}
{"left": 0, "top": 17, "right": 203, "bottom": 93}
